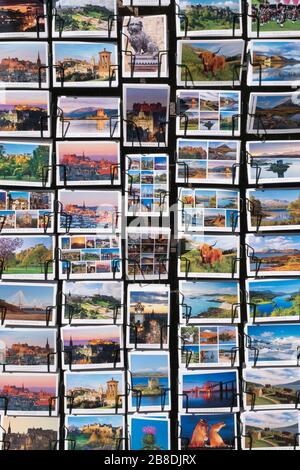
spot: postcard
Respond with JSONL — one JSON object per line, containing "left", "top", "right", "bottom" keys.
{"left": 53, "top": 41, "right": 118, "bottom": 87}
{"left": 176, "top": 0, "right": 242, "bottom": 37}
{"left": 123, "top": 0, "right": 170, "bottom": 5}
{"left": 0, "top": 90, "right": 50, "bottom": 138}
{"left": 128, "top": 351, "right": 171, "bottom": 412}
{"left": 247, "top": 92, "right": 300, "bottom": 135}
{"left": 177, "top": 40, "right": 244, "bottom": 86}
{"left": 0, "top": 416, "right": 59, "bottom": 451}
{"left": 246, "top": 233, "right": 300, "bottom": 277}
{"left": 179, "top": 413, "right": 237, "bottom": 450}
{"left": 0, "top": 235, "right": 55, "bottom": 280}
{"left": 0, "top": 328, "right": 57, "bottom": 372}
{"left": 123, "top": 84, "right": 170, "bottom": 147}
{"left": 65, "top": 415, "right": 125, "bottom": 450}
{"left": 125, "top": 154, "right": 169, "bottom": 217}
{"left": 129, "top": 416, "right": 170, "bottom": 450}
{"left": 245, "top": 323, "right": 300, "bottom": 367}
{"left": 61, "top": 325, "right": 123, "bottom": 370}
{"left": 0, "top": 0, "right": 48, "bottom": 38}
{"left": 0, "top": 190, "right": 54, "bottom": 233}
{"left": 64, "top": 371, "right": 125, "bottom": 414}
{"left": 246, "top": 278, "right": 300, "bottom": 324}
{"left": 179, "top": 325, "right": 239, "bottom": 368}
{"left": 122, "top": 15, "right": 168, "bottom": 78}
{"left": 179, "top": 280, "right": 240, "bottom": 324}
{"left": 59, "top": 234, "right": 122, "bottom": 280}
{"left": 0, "top": 282, "right": 57, "bottom": 326}
{"left": 176, "top": 90, "right": 241, "bottom": 136}
{"left": 176, "top": 139, "right": 240, "bottom": 184}
{"left": 178, "top": 188, "right": 240, "bottom": 232}
{"left": 241, "top": 410, "right": 300, "bottom": 450}
{"left": 57, "top": 96, "right": 120, "bottom": 139}
{"left": 62, "top": 281, "right": 123, "bottom": 325}
{"left": 0, "top": 42, "right": 48, "bottom": 88}
{"left": 243, "top": 367, "right": 300, "bottom": 411}
{"left": 248, "top": 0, "right": 300, "bottom": 38}
{"left": 0, "top": 373, "right": 58, "bottom": 416}
{"left": 57, "top": 190, "right": 121, "bottom": 233}
{"left": 178, "top": 370, "right": 239, "bottom": 413}
{"left": 178, "top": 234, "right": 240, "bottom": 278}
{"left": 127, "top": 284, "right": 170, "bottom": 349}
{"left": 126, "top": 227, "right": 170, "bottom": 281}
{"left": 56, "top": 141, "right": 120, "bottom": 186}
{"left": 52, "top": 0, "right": 117, "bottom": 38}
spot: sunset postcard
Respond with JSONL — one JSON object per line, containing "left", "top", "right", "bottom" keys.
{"left": 0, "top": 0, "right": 47, "bottom": 38}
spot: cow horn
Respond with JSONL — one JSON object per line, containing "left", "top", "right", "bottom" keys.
{"left": 214, "top": 47, "right": 223, "bottom": 55}
{"left": 210, "top": 241, "right": 217, "bottom": 248}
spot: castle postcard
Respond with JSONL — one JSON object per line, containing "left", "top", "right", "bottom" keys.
{"left": 0, "top": 0, "right": 48, "bottom": 38}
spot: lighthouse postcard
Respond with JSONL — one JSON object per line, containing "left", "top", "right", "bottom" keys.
{"left": 52, "top": 42, "right": 118, "bottom": 88}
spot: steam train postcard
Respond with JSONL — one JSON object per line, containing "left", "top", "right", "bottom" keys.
{"left": 248, "top": 0, "right": 300, "bottom": 38}
{"left": 0, "top": 0, "right": 48, "bottom": 38}
{"left": 129, "top": 415, "right": 170, "bottom": 451}
{"left": 177, "top": 40, "right": 244, "bottom": 86}
{"left": 247, "top": 140, "right": 300, "bottom": 184}
{"left": 179, "top": 280, "right": 241, "bottom": 324}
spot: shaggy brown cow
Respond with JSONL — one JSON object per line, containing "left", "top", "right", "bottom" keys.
{"left": 189, "top": 419, "right": 209, "bottom": 448}
{"left": 210, "top": 422, "right": 227, "bottom": 448}
{"left": 198, "top": 48, "right": 226, "bottom": 77}
{"left": 200, "top": 242, "right": 222, "bottom": 267}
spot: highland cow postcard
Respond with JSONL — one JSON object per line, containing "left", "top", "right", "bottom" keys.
{"left": 57, "top": 96, "right": 120, "bottom": 139}
{"left": 127, "top": 284, "right": 170, "bottom": 349}
{"left": 129, "top": 416, "right": 170, "bottom": 450}
{"left": 177, "top": 40, "right": 244, "bottom": 86}
{"left": 128, "top": 351, "right": 171, "bottom": 412}
{"left": 123, "top": 84, "right": 170, "bottom": 147}
{"left": 0, "top": 42, "right": 48, "bottom": 88}
{"left": 65, "top": 415, "right": 125, "bottom": 450}
{"left": 246, "top": 233, "right": 300, "bottom": 277}
{"left": 246, "top": 278, "right": 300, "bottom": 323}
{"left": 61, "top": 325, "right": 123, "bottom": 370}
{"left": 125, "top": 154, "right": 169, "bottom": 217}
{"left": 241, "top": 410, "right": 300, "bottom": 450}
{"left": 0, "top": 373, "right": 58, "bottom": 416}
{"left": 245, "top": 323, "right": 300, "bottom": 367}
{"left": 178, "top": 234, "right": 240, "bottom": 278}
{"left": 179, "top": 325, "right": 239, "bottom": 368}
{"left": 0, "top": 190, "right": 54, "bottom": 233}
{"left": 0, "top": 281, "right": 57, "bottom": 326}
{"left": 247, "top": 92, "right": 300, "bottom": 134}
{"left": 56, "top": 141, "right": 120, "bottom": 186}
{"left": 0, "top": 328, "right": 57, "bottom": 372}
{"left": 248, "top": 0, "right": 300, "bottom": 38}
{"left": 52, "top": 0, "right": 117, "bottom": 38}
{"left": 53, "top": 42, "right": 118, "bottom": 87}
{"left": 0, "top": 90, "right": 50, "bottom": 137}
{"left": 247, "top": 141, "right": 300, "bottom": 184}
{"left": 179, "top": 413, "right": 237, "bottom": 450}
{"left": 122, "top": 15, "right": 168, "bottom": 78}
{"left": 179, "top": 370, "right": 239, "bottom": 413}
{"left": 178, "top": 188, "right": 240, "bottom": 232}
{"left": 0, "top": 0, "right": 47, "bottom": 38}
{"left": 176, "top": 139, "right": 240, "bottom": 185}
{"left": 0, "top": 235, "right": 55, "bottom": 280}
{"left": 243, "top": 367, "right": 300, "bottom": 410}
{"left": 0, "top": 416, "right": 60, "bottom": 451}
{"left": 59, "top": 234, "right": 121, "bottom": 280}
{"left": 179, "top": 280, "right": 240, "bottom": 324}
{"left": 62, "top": 280, "right": 123, "bottom": 324}
{"left": 64, "top": 371, "right": 125, "bottom": 414}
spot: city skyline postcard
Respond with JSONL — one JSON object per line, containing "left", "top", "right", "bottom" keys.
{"left": 57, "top": 96, "right": 120, "bottom": 139}
{"left": 56, "top": 140, "right": 120, "bottom": 186}
{"left": 0, "top": 0, "right": 48, "bottom": 38}
{"left": 123, "top": 0, "right": 170, "bottom": 5}
{"left": 179, "top": 280, "right": 240, "bottom": 324}
{"left": 0, "top": 327, "right": 57, "bottom": 372}
{"left": 176, "top": 0, "right": 242, "bottom": 37}
{"left": 0, "top": 41, "right": 48, "bottom": 88}
{"left": 0, "top": 372, "right": 58, "bottom": 416}
{"left": 64, "top": 370, "right": 125, "bottom": 414}
{"left": 61, "top": 325, "right": 123, "bottom": 370}
{"left": 0, "top": 281, "right": 57, "bottom": 326}
{"left": 248, "top": 0, "right": 300, "bottom": 38}
{"left": 53, "top": 41, "right": 118, "bottom": 88}
{"left": 177, "top": 40, "right": 244, "bottom": 86}
{"left": 129, "top": 416, "right": 170, "bottom": 451}
{"left": 62, "top": 280, "right": 123, "bottom": 325}
{"left": 245, "top": 323, "right": 300, "bottom": 367}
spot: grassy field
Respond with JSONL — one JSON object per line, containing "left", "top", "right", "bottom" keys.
{"left": 253, "top": 21, "right": 300, "bottom": 33}
{"left": 181, "top": 249, "right": 236, "bottom": 274}
{"left": 4, "top": 266, "right": 53, "bottom": 274}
